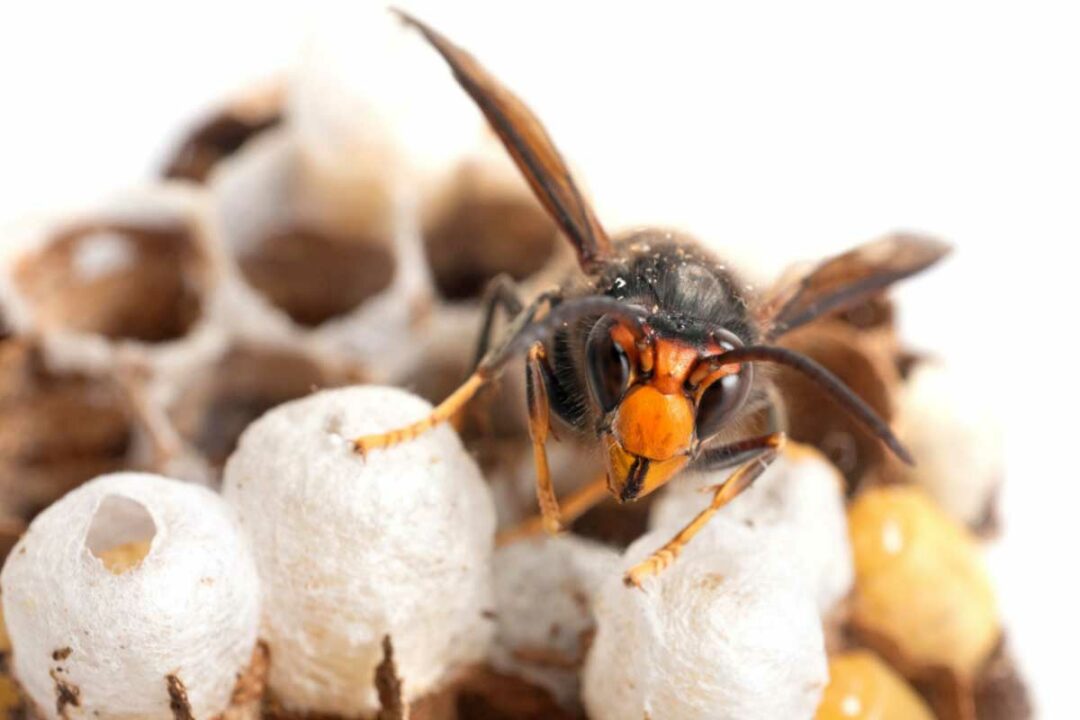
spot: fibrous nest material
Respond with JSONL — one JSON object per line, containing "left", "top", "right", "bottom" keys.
{"left": 0, "top": 9, "right": 1022, "bottom": 720}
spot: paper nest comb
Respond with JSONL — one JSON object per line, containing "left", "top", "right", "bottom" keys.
{"left": 0, "top": 9, "right": 1027, "bottom": 720}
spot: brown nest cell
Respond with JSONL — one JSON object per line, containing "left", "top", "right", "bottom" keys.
{"left": 773, "top": 316, "right": 901, "bottom": 493}
{"left": 371, "top": 636, "right": 575, "bottom": 720}
{"left": 422, "top": 156, "right": 562, "bottom": 301}
{"left": 236, "top": 225, "right": 396, "bottom": 328}
{"left": 972, "top": 639, "right": 1033, "bottom": 720}
{"left": 12, "top": 221, "right": 211, "bottom": 344}
{"left": 0, "top": 338, "right": 134, "bottom": 533}
{"left": 900, "top": 638, "right": 1032, "bottom": 720}
{"left": 568, "top": 497, "right": 653, "bottom": 550}
{"left": 395, "top": 305, "right": 532, "bottom": 467}
{"left": 414, "top": 665, "right": 576, "bottom": 720}
{"left": 170, "top": 344, "right": 355, "bottom": 470}
{"left": 163, "top": 82, "right": 284, "bottom": 183}
{"left": 164, "top": 112, "right": 282, "bottom": 184}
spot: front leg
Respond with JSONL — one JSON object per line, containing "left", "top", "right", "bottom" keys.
{"left": 497, "top": 472, "right": 610, "bottom": 546}
{"left": 624, "top": 432, "right": 785, "bottom": 588}
{"left": 352, "top": 293, "right": 640, "bottom": 454}
{"left": 352, "top": 289, "right": 558, "bottom": 454}
{"left": 498, "top": 342, "right": 605, "bottom": 543}
{"left": 470, "top": 273, "right": 524, "bottom": 371}
{"left": 352, "top": 373, "right": 488, "bottom": 454}
{"left": 525, "top": 343, "right": 561, "bottom": 534}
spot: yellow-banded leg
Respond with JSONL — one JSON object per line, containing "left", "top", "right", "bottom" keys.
{"left": 497, "top": 472, "right": 610, "bottom": 546}
{"left": 351, "top": 292, "right": 638, "bottom": 455}
{"left": 353, "top": 373, "right": 488, "bottom": 454}
{"left": 525, "top": 343, "right": 562, "bottom": 535}
{"left": 352, "top": 283, "right": 554, "bottom": 455}
{"left": 624, "top": 432, "right": 785, "bottom": 588}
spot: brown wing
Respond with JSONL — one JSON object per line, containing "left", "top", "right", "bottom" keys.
{"left": 760, "top": 233, "right": 951, "bottom": 340}
{"left": 393, "top": 9, "right": 612, "bottom": 272}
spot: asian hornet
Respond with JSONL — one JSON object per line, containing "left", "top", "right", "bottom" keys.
{"left": 354, "top": 10, "right": 949, "bottom": 588}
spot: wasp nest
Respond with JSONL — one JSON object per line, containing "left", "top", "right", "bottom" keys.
{"left": 0, "top": 10, "right": 1027, "bottom": 720}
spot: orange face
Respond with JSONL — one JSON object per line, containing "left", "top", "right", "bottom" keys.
{"left": 591, "top": 323, "right": 746, "bottom": 502}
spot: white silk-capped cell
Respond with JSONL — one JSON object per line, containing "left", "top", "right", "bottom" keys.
{"left": 894, "top": 360, "right": 1003, "bottom": 528}
{"left": 649, "top": 442, "right": 854, "bottom": 615}
{"left": 583, "top": 519, "right": 828, "bottom": 720}
{"left": 490, "top": 535, "right": 618, "bottom": 710}
{"left": 222, "top": 386, "right": 496, "bottom": 717}
{"left": 0, "top": 472, "right": 261, "bottom": 720}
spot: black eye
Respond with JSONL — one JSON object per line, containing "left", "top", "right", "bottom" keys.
{"left": 695, "top": 367, "right": 752, "bottom": 441}
{"left": 585, "top": 321, "right": 632, "bottom": 412}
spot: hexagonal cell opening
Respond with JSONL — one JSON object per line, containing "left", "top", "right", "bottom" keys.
{"left": 164, "top": 110, "right": 283, "bottom": 183}
{"left": 86, "top": 494, "right": 156, "bottom": 574}
{"left": 13, "top": 222, "right": 210, "bottom": 343}
{"left": 171, "top": 345, "right": 346, "bottom": 468}
{"left": 237, "top": 226, "right": 396, "bottom": 327}
{"left": 423, "top": 166, "right": 561, "bottom": 300}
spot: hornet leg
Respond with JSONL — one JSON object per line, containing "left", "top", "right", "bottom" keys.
{"left": 497, "top": 472, "right": 610, "bottom": 546}
{"left": 352, "top": 293, "right": 639, "bottom": 454}
{"left": 470, "top": 274, "right": 524, "bottom": 371}
{"left": 624, "top": 432, "right": 785, "bottom": 588}
{"left": 353, "top": 289, "right": 555, "bottom": 454}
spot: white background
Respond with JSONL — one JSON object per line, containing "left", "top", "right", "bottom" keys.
{"left": 1, "top": 1, "right": 1076, "bottom": 716}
